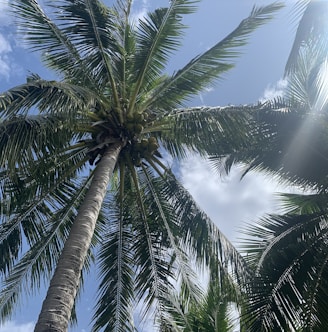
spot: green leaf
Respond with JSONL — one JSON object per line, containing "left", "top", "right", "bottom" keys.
{"left": 130, "top": 0, "right": 199, "bottom": 110}
{"left": 159, "top": 105, "right": 263, "bottom": 160}
{"left": 285, "top": 0, "right": 328, "bottom": 74}
{"left": 0, "top": 78, "right": 95, "bottom": 118}
{"left": 56, "top": 0, "right": 121, "bottom": 97}
{"left": 92, "top": 193, "right": 135, "bottom": 332}
{"left": 146, "top": 2, "right": 284, "bottom": 109}
{"left": 241, "top": 210, "right": 328, "bottom": 330}
{"left": 0, "top": 175, "right": 92, "bottom": 322}
{"left": 11, "top": 0, "right": 98, "bottom": 87}
{"left": 0, "top": 114, "right": 78, "bottom": 173}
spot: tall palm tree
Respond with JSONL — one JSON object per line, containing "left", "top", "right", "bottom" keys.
{"left": 0, "top": 0, "right": 283, "bottom": 331}
{"left": 207, "top": 1, "right": 328, "bottom": 330}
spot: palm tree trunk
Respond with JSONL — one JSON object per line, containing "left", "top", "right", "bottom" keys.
{"left": 34, "top": 142, "right": 124, "bottom": 332}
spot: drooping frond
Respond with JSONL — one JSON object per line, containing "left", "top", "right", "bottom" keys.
{"left": 0, "top": 175, "right": 93, "bottom": 322}
{"left": 95, "top": 160, "right": 221, "bottom": 331}
{"left": 158, "top": 170, "right": 249, "bottom": 280}
{"left": 0, "top": 114, "right": 77, "bottom": 173}
{"left": 141, "top": 167, "right": 203, "bottom": 306}
{"left": 130, "top": 166, "right": 177, "bottom": 328}
{"left": 159, "top": 105, "right": 264, "bottom": 160}
{"left": 241, "top": 208, "right": 328, "bottom": 331}
{"left": 10, "top": 0, "right": 99, "bottom": 88}
{"left": 0, "top": 76, "right": 95, "bottom": 118}
{"left": 209, "top": 96, "right": 328, "bottom": 191}
{"left": 0, "top": 146, "right": 89, "bottom": 276}
{"left": 92, "top": 193, "right": 135, "bottom": 332}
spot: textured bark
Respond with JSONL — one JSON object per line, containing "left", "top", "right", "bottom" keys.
{"left": 34, "top": 142, "right": 123, "bottom": 332}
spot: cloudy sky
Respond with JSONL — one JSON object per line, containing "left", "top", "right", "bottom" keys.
{"left": 0, "top": 0, "right": 302, "bottom": 331}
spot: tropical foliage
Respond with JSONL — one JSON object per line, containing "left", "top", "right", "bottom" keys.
{"left": 209, "top": 1, "right": 328, "bottom": 330}
{"left": 178, "top": 261, "right": 241, "bottom": 332}
{"left": 0, "top": 0, "right": 283, "bottom": 330}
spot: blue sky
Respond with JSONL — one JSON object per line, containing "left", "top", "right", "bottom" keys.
{"left": 0, "top": 0, "right": 301, "bottom": 331}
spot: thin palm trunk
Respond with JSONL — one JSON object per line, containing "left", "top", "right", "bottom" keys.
{"left": 34, "top": 142, "right": 124, "bottom": 332}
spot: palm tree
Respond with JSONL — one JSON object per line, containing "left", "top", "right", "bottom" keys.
{"left": 285, "top": 0, "right": 328, "bottom": 74}
{"left": 240, "top": 195, "right": 328, "bottom": 331}
{"left": 210, "top": 0, "right": 328, "bottom": 185}
{"left": 0, "top": 0, "right": 283, "bottom": 331}
{"left": 173, "top": 259, "right": 242, "bottom": 332}
{"left": 207, "top": 1, "right": 328, "bottom": 330}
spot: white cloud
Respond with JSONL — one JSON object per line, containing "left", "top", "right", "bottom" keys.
{"left": 198, "top": 86, "right": 214, "bottom": 104}
{"left": 0, "top": 0, "right": 11, "bottom": 26}
{"left": 0, "top": 321, "right": 34, "bottom": 332}
{"left": 0, "top": 2, "right": 22, "bottom": 80}
{"left": 131, "top": 0, "right": 168, "bottom": 23}
{"left": 0, "top": 33, "right": 11, "bottom": 54}
{"left": 0, "top": 56, "right": 10, "bottom": 78}
{"left": 0, "top": 33, "right": 12, "bottom": 79}
{"left": 131, "top": 0, "right": 149, "bottom": 23}
{"left": 180, "top": 156, "right": 289, "bottom": 243}
{"left": 260, "top": 78, "right": 288, "bottom": 102}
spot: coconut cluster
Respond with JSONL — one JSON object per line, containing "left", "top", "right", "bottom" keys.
{"left": 86, "top": 108, "right": 160, "bottom": 167}
{"left": 129, "top": 136, "right": 159, "bottom": 166}
{"left": 125, "top": 111, "right": 148, "bottom": 138}
{"left": 122, "top": 111, "right": 160, "bottom": 166}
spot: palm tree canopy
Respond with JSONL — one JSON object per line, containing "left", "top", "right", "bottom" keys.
{"left": 226, "top": 2, "right": 328, "bottom": 330}
{"left": 285, "top": 0, "right": 328, "bottom": 74}
{"left": 210, "top": 43, "right": 328, "bottom": 192}
{"left": 173, "top": 259, "right": 241, "bottom": 332}
{"left": 0, "top": 0, "right": 283, "bottom": 330}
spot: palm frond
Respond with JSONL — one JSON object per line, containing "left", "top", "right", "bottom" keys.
{"left": 160, "top": 170, "right": 249, "bottom": 281}
{"left": 0, "top": 175, "right": 92, "bottom": 323}
{"left": 183, "top": 278, "right": 238, "bottom": 332}
{"left": 55, "top": 0, "right": 121, "bottom": 99}
{"left": 209, "top": 97, "right": 328, "bottom": 191}
{"left": 0, "top": 148, "right": 89, "bottom": 275}
{"left": 278, "top": 192, "right": 328, "bottom": 214}
{"left": 129, "top": 166, "right": 176, "bottom": 328}
{"left": 0, "top": 114, "right": 79, "bottom": 173}
{"left": 92, "top": 193, "right": 135, "bottom": 332}
{"left": 113, "top": 0, "right": 135, "bottom": 101}
{"left": 312, "top": 57, "right": 328, "bottom": 112}
{"left": 284, "top": 41, "right": 328, "bottom": 109}
{"left": 159, "top": 105, "right": 264, "bottom": 160}
{"left": 129, "top": 0, "right": 199, "bottom": 110}
{"left": 241, "top": 211, "right": 328, "bottom": 331}
{"left": 141, "top": 166, "right": 203, "bottom": 305}
{"left": 0, "top": 76, "right": 95, "bottom": 117}
{"left": 285, "top": 0, "right": 328, "bottom": 74}
{"left": 146, "top": 2, "right": 284, "bottom": 109}
{"left": 10, "top": 0, "right": 99, "bottom": 87}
